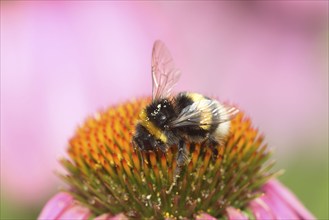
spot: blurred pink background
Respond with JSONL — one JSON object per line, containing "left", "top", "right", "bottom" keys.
{"left": 1, "top": 1, "right": 328, "bottom": 217}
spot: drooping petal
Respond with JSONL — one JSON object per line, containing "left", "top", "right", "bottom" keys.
{"left": 38, "top": 192, "right": 91, "bottom": 220}
{"left": 249, "top": 197, "right": 276, "bottom": 220}
{"left": 226, "top": 207, "right": 248, "bottom": 220}
{"left": 263, "top": 180, "right": 316, "bottom": 220}
{"left": 58, "top": 205, "right": 91, "bottom": 220}
{"left": 261, "top": 189, "right": 299, "bottom": 219}
{"left": 38, "top": 192, "right": 74, "bottom": 220}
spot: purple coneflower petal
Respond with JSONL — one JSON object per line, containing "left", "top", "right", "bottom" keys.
{"left": 263, "top": 180, "right": 316, "bottom": 220}
{"left": 249, "top": 197, "right": 276, "bottom": 220}
{"left": 58, "top": 205, "right": 91, "bottom": 220}
{"left": 261, "top": 191, "right": 299, "bottom": 219}
{"left": 38, "top": 192, "right": 90, "bottom": 220}
{"left": 39, "top": 193, "right": 130, "bottom": 220}
{"left": 226, "top": 207, "right": 248, "bottom": 220}
{"left": 38, "top": 192, "right": 74, "bottom": 219}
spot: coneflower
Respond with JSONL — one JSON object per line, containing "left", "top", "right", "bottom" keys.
{"left": 38, "top": 98, "right": 315, "bottom": 219}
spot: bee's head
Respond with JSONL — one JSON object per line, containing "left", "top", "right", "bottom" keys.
{"left": 146, "top": 99, "right": 175, "bottom": 129}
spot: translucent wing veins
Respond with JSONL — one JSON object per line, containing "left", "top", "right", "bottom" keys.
{"left": 151, "top": 40, "right": 181, "bottom": 100}
{"left": 169, "top": 100, "right": 239, "bottom": 128}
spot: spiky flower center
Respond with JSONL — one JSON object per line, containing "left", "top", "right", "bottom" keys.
{"left": 60, "top": 98, "right": 276, "bottom": 219}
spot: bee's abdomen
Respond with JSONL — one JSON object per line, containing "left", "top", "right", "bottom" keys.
{"left": 174, "top": 92, "right": 219, "bottom": 139}
{"left": 183, "top": 92, "right": 219, "bottom": 130}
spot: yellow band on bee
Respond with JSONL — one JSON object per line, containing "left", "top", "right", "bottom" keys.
{"left": 187, "top": 93, "right": 204, "bottom": 102}
{"left": 139, "top": 110, "right": 168, "bottom": 143}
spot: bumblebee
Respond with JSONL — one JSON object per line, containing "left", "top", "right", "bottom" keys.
{"left": 132, "top": 41, "right": 238, "bottom": 186}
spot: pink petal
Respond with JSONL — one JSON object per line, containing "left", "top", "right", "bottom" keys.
{"left": 261, "top": 188, "right": 299, "bottom": 219}
{"left": 249, "top": 197, "right": 276, "bottom": 220}
{"left": 38, "top": 192, "right": 91, "bottom": 220}
{"left": 195, "top": 213, "right": 217, "bottom": 220}
{"left": 59, "top": 205, "right": 91, "bottom": 220}
{"left": 38, "top": 192, "right": 74, "bottom": 219}
{"left": 264, "top": 180, "right": 316, "bottom": 220}
{"left": 226, "top": 207, "right": 248, "bottom": 220}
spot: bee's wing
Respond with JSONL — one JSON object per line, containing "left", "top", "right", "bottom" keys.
{"left": 169, "top": 100, "right": 239, "bottom": 128}
{"left": 152, "top": 40, "right": 181, "bottom": 100}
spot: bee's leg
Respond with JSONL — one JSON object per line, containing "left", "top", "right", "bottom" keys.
{"left": 158, "top": 142, "right": 169, "bottom": 153}
{"left": 204, "top": 139, "right": 219, "bottom": 161}
{"left": 167, "top": 140, "right": 189, "bottom": 194}
{"left": 189, "top": 142, "right": 196, "bottom": 153}
{"left": 177, "top": 140, "right": 189, "bottom": 166}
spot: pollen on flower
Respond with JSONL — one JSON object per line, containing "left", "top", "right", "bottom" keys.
{"left": 59, "top": 98, "right": 277, "bottom": 218}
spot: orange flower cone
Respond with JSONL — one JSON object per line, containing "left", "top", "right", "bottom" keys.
{"left": 38, "top": 98, "right": 315, "bottom": 219}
